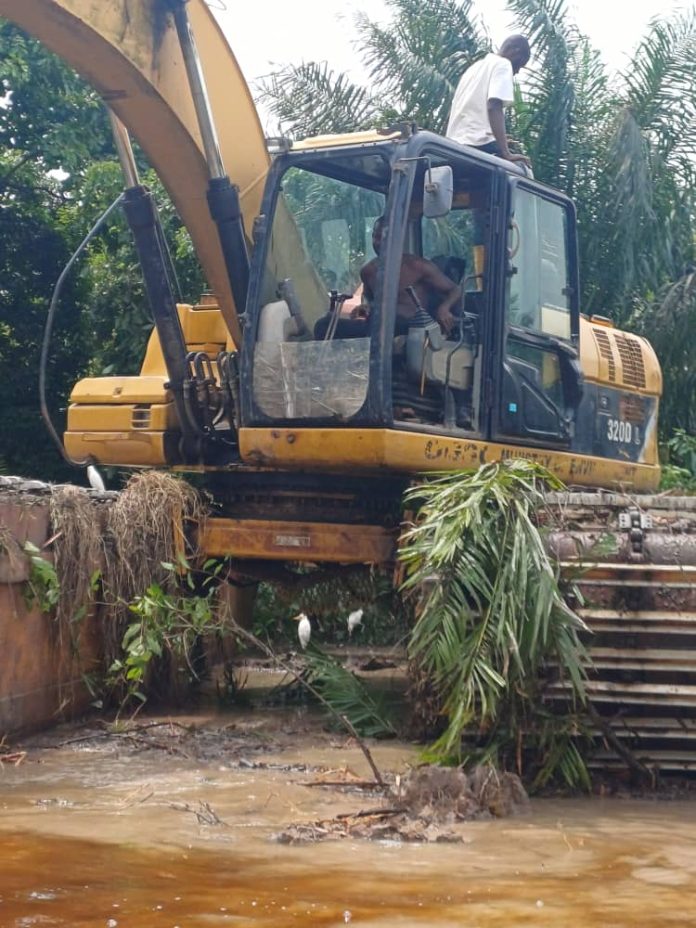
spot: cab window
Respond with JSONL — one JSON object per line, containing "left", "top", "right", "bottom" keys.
{"left": 509, "top": 189, "right": 571, "bottom": 340}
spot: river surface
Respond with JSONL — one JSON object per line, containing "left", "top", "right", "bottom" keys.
{"left": 2, "top": 708, "right": 696, "bottom": 927}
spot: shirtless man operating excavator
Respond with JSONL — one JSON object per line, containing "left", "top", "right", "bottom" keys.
{"left": 358, "top": 216, "right": 461, "bottom": 335}
{"left": 314, "top": 215, "right": 462, "bottom": 340}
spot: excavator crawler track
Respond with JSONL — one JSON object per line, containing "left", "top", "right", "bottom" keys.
{"left": 546, "top": 492, "right": 696, "bottom": 774}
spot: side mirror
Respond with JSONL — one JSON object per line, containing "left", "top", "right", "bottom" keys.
{"left": 423, "top": 165, "right": 453, "bottom": 219}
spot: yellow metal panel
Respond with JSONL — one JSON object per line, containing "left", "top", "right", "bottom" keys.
{"left": 128, "top": 306, "right": 229, "bottom": 377}
{"left": 580, "top": 316, "right": 662, "bottom": 396}
{"left": 239, "top": 427, "right": 661, "bottom": 492}
{"left": 186, "top": 343, "right": 226, "bottom": 356}
{"left": 67, "top": 403, "right": 175, "bottom": 432}
{"left": 139, "top": 328, "right": 166, "bottom": 377}
{"left": 201, "top": 518, "right": 397, "bottom": 564}
{"left": 64, "top": 430, "right": 168, "bottom": 466}
{"left": 293, "top": 130, "right": 402, "bottom": 150}
{"left": 69, "top": 376, "right": 170, "bottom": 405}
{"left": 0, "top": 0, "right": 269, "bottom": 343}
{"left": 618, "top": 331, "right": 662, "bottom": 395}
{"left": 579, "top": 316, "right": 601, "bottom": 381}
{"left": 181, "top": 307, "right": 228, "bottom": 345}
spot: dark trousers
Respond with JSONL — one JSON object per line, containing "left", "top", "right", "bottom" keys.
{"left": 472, "top": 141, "right": 503, "bottom": 156}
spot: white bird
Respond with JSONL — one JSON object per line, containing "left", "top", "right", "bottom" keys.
{"left": 86, "top": 464, "right": 106, "bottom": 492}
{"left": 293, "top": 612, "right": 311, "bottom": 649}
{"left": 347, "top": 608, "right": 364, "bottom": 637}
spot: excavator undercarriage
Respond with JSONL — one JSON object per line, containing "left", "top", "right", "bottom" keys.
{"left": 176, "top": 472, "right": 696, "bottom": 775}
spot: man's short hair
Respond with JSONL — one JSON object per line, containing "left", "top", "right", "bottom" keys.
{"left": 500, "top": 35, "right": 531, "bottom": 65}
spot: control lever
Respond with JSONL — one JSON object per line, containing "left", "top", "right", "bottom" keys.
{"left": 278, "top": 278, "right": 309, "bottom": 338}
{"left": 324, "top": 290, "right": 352, "bottom": 341}
{"left": 405, "top": 286, "right": 433, "bottom": 327}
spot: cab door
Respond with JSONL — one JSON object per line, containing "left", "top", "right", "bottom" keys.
{"left": 493, "top": 183, "right": 583, "bottom": 446}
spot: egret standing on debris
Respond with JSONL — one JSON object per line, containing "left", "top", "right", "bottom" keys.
{"left": 86, "top": 464, "right": 105, "bottom": 492}
{"left": 347, "top": 608, "right": 364, "bottom": 637}
{"left": 293, "top": 612, "right": 311, "bottom": 649}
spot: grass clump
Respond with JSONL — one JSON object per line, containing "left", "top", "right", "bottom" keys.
{"left": 49, "top": 484, "right": 103, "bottom": 627}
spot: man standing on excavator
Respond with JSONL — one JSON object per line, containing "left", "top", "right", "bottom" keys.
{"left": 446, "top": 35, "right": 532, "bottom": 166}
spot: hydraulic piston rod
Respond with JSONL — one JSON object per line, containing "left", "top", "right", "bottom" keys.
{"left": 168, "top": 0, "right": 250, "bottom": 324}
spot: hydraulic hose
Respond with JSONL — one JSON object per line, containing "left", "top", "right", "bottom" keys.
{"left": 39, "top": 194, "right": 125, "bottom": 467}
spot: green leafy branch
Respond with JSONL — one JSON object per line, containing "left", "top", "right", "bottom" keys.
{"left": 108, "top": 557, "right": 227, "bottom": 708}
{"left": 302, "top": 647, "right": 399, "bottom": 739}
{"left": 22, "top": 541, "right": 60, "bottom": 614}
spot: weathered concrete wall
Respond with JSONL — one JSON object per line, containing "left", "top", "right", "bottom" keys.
{"left": 0, "top": 476, "right": 242, "bottom": 737}
{"left": 0, "top": 484, "right": 103, "bottom": 737}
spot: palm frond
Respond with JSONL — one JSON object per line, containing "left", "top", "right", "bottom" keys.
{"left": 400, "top": 461, "right": 588, "bottom": 777}
{"left": 506, "top": 0, "right": 580, "bottom": 188}
{"left": 590, "top": 12, "right": 696, "bottom": 315}
{"left": 257, "top": 62, "right": 380, "bottom": 137}
{"left": 303, "top": 647, "right": 399, "bottom": 738}
{"left": 355, "top": 0, "right": 488, "bottom": 131}
{"left": 620, "top": 12, "right": 696, "bottom": 162}
{"left": 631, "top": 272, "right": 696, "bottom": 433}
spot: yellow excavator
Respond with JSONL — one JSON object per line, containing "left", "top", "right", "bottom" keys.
{"left": 2, "top": 0, "right": 695, "bottom": 770}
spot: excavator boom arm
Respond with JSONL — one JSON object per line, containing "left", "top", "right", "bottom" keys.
{"left": 0, "top": 0, "right": 270, "bottom": 343}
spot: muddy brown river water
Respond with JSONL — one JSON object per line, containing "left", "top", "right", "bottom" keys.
{"left": 2, "top": 708, "right": 696, "bottom": 927}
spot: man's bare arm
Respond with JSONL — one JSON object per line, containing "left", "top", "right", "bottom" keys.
{"left": 419, "top": 260, "right": 462, "bottom": 335}
{"left": 360, "top": 262, "right": 375, "bottom": 303}
{"left": 487, "top": 99, "right": 529, "bottom": 165}
{"left": 351, "top": 263, "right": 376, "bottom": 319}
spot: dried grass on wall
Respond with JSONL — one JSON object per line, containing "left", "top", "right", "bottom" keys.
{"left": 102, "top": 472, "right": 204, "bottom": 663}
{"left": 49, "top": 485, "right": 103, "bottom": 628}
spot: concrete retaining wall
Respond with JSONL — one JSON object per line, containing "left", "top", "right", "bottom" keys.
{"left": 0, "top": 483, "right": 103, "bottom": 737}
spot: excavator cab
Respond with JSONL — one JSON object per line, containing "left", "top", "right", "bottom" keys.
{"left": 61, "top": 119, "right": 660, "bottom": 489}
{"left": 241, "top": 130, "right": 597, "bottom": 467}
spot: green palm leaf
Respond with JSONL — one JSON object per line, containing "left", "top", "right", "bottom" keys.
{"left": 400, "top": 461, "right": 588, "bottom": 783}
{"left": 257, "top": 61, "right": 380, "bottom": 137}
{"left": 355, "top": 0, "right": 488, "bottom": 131}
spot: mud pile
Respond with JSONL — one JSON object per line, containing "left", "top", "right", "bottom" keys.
{"left": 275, "top": 763, "right": 530, "bottom": 844}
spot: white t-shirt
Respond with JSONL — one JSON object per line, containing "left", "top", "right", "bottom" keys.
{"left": 446, "top": 53, "right": 515, "bottom": 147}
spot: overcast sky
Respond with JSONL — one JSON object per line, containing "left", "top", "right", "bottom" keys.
{"left": 213, "top": 0, "right": 687, "bottom": 129}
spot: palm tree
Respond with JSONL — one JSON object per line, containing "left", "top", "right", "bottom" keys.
{"left": 354, "top": 0, "right": 488, "bottom": 131}
{"left": 259, "top": 62, "right": 381, "bottom": 137}
{"left": 515, "top": 3, "right": 696, "bottom": 322}
{"left": 259, "top": 0, "right": 488, "bottom": 135}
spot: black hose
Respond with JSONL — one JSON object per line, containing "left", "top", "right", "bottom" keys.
{"left": 154, "top": 205, "right": 182, "bottom": 303}
{"left": 39, "top": 195, "right": 125, "bottom": 467}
